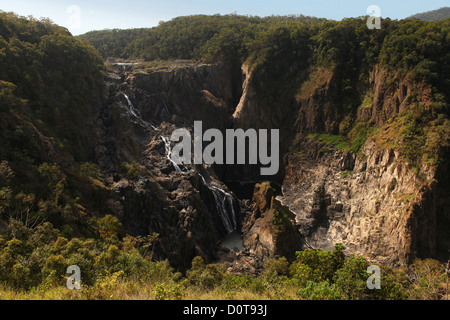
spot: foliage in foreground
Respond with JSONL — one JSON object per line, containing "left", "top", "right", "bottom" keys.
{"left": 0, "top": 218, "right": 448, "bottom": 300}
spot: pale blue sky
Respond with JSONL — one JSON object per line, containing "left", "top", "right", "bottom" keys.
{"left": 0, "top": 0, "right": 448, "bottom": 35}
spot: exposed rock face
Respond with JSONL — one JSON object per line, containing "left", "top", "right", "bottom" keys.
{"left": 294, "top": 67, "right": 340, "bottom": 134}
{"left": 217, "top": 182, "right": 303, "bottom": 276}
{"left": 123, "top": 61, "right": 242, "bottom": 131}
{"left": 231, "top": 62, "right": 449, "bottom": 267}
{"left": 279, "top": 134, "right": 449, "bottom": 267}
{"left": 242, "top": 182, "right": 303, "bottom": 263}
{"left": 94, "top": 59, "right": 449, "bottom": 271}
{"left": 92, "top": 62, "right": 245, "bottom": 271}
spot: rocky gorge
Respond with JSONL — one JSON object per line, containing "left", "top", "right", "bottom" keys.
{"left": 2, "top": 11, "right": 450, "bottom": 299}
{"left": 90, "top": 58, "right": 449, "bottom": 273}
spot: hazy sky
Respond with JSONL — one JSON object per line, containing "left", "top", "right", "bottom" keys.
{"left": 0, "top": 0, "right": 448, "bottom": 35}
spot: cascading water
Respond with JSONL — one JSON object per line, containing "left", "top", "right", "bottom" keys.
{"left": 122, "top": 92, "right": 238, "bottom": 234}
{"left": 123, "top": 93, "right": 140, "bottom": 118}
{"left": 162, "top": 99, "right": 171, "bottom": 116}
{"left": 161, "top": 136, "right": 182, "bottom": 173}
{"left": 199, "top": 174, "right": 238, "bottom": 234}
{"left": 122, "top": 93, "right": 158, "bottom": 130}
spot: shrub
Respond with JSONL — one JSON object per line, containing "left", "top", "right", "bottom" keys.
{"left": 153, "top": 281, "right": 186, "bottom": 300}
{"left": 120, "top": 162, "right": 142, "bottom": 180}
{"left": 333, "top": 255, "right": 369, "bottom": 300}
{"left": 94, "top": 215, "right": 122, "bottom": 241}
{"left": 297, "top": 281, "right": 344, "bottom": 300}
{"left": 43, "top": 254, "right": 68, "bottom": 284}
{"left": 186, "top": 256, "right": 227, "bottom": 290}
{"left": 408, "top": 258, "right": 447, "bottom": 300}
{"left": 94, "top": 244, "right": 122, "bottom": 275}
{"left": 291, "top": 244, "right": 345, "bottom": 284}
{"left": 148, "top": 259, "right": 176, "bottom": 283}
{"left": 263, "top": 257, "right": 290, "bottom": 278}
{"left": 80, "top": 162, "right": 104, "bottom": 181}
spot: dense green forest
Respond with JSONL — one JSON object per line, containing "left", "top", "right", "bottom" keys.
{"left": 80, "top": 14, "right": 450, "bottom": 104}
{"left": 0, "top": 11, "right": 108, "bottom": 254}
{"left": 80, "top": 15, "right": 450, "bottom": 167}
{"left": 0, "top": 11, "right": 449, "bottom": 299}
{"left": 78, "top": 14, "right": 325, "bottom": 61}
{"left": 81, "top": 14, "right": 450, "bottom": 169}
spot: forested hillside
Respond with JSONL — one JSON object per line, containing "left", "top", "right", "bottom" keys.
{"left": 83, "top": 14, "right": 450, "bottom": 169}
{"left": 408, "top": 7, "right": 450, "bottom": 22}
{"left": 0, "top": 11, "right": 107, "bottom": 236}
{"left": 80, "top": 14, "right": 450, "bottom": 98}
{"left": 78, "top": 14, "right": 325, "bottom": 61}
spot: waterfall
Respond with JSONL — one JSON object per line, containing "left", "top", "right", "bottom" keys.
{"left": 123, "top": 93, "right": 158, "bottom": 130}
{"left": 199, "top": 174, "right": 238, "bottom": 234}
{"left": 123, "top": 93, "right": 140, "bottom": 118}
{"left": 161, "top": 136, "right": 182, "bottom": 173}
{"left": 162, "top": 99, "right": 171, "bottom": 116}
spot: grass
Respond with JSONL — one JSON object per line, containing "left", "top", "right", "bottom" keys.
{"left": 308, "top": 122, "right": 376, "bottom": 156}
{"left": 0, "top": 279, "right": 300, "bottom": 301}
{"left": 340, "top": 170, "right": 354, "bottom": 178}
{"left": 393, "top": 192, "right": 415, "bottom": 205}
{"left": 307, "top": 133, "right": 349, "bottom": 152}
{"left": 359, "top": 91, "right": 374, "bottom": 110}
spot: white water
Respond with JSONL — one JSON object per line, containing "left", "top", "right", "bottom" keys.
{"left": 122, "top": 93, "right": 159, "bottom": 130}
{"left": 162, "top": 100, "right": 171, "bottom": 115}
{"left": 123, "top": 93, "right": 140, "bottom": 118}
{"left": 199, "top": 174, "right": 237, "bottom": 234}
{"left": 161, "top": 136, "right": 182, "bottom": 173}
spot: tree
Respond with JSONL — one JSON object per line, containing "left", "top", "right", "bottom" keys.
{"left": 291, "top": 244, "right": 346, "bottom": 284}
{"left": 0, "top": 81, "right": 25, "bottom": 112}
{"left": 408, "top": 258, "right": 447, "bottom": 300}
{"left": 95, "top": 214, "right": 122, "bottom": 241}
{"left": 333, "top": 255, "right": 369, "bottom": 300}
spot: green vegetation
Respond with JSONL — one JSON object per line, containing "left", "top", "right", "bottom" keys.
{"left": 80, "top": 15, "right": 450, "bottom": 168}
{"left": 341, "top": 170, "right": 354, "bottom": 178}
{"left": 0, "top": 227, "right": 447, "bottom": 300}
{"left": 408, "top": 7, "right": 450, "bottom": 22}
{"left": 372, "top": 108, "right": 450, "bottom": 166}
{"left": 308, "top": 122, "right": 376, "bottom": 155}
{"left": 0, "top": 12, "right": 111, "bottom": 240}
{"left": 308, "top": 133, "right": 350, "bottom": 152}
{"left": 80, "top": 162, "right": 104, "bottom": 181}
{"left": 0, "top": 12, "right": 105, "bottom": 161}
{"left": 78, "top": 14, "right": 324, "bottom": 62}
{"left": 1, "top": 11, "right": 449, "bottom": 300}
{"left": 120, "top": 162, "right": 144, "bottom": 180}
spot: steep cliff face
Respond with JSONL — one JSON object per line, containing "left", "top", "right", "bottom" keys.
{"left": 121, "top": 61, "right": 242, "bottom": 131}
{"left": 359, "top": 66, "right": 434, "bottom": 126}
{"left": 280, "top": 138, "right": 436, "bottom": 266}
{"left": 231, "top": 61, "right": 450, "bottom": 267}
{"left": 242, "top": 182, "right": 303, "bottom": 263}
{"left": 91, "top": 62, "right": 245, "bottom": 270}
{"left": 96, "top": 58, "right": 448, "bottom": 271}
